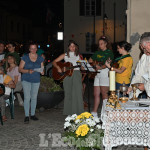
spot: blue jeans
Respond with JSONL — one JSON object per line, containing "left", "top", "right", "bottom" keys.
{"left": 22, "top": 81, "right": 40, "bottom": 117}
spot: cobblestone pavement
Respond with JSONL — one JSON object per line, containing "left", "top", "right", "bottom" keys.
{"left": 0, "top": 81, "right": 146, "bottom": 150}
{"left": 0, "top": 102, "right": 145, "bottom": 150}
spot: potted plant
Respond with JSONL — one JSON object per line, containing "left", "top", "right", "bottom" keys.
{"left": 37, "top": 76, "right": 64, "bottom": 109}
{"left": 62, "top": 112, "right": 104, "bottom": 150}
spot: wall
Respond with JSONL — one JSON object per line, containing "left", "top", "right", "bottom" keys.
{"left": 127, "top": 0, "right": 150, "bottom": 69}
{"left": 0, "top": 9, "right": 32, "bottom": 42}
{"left": 64, "top": 0, "right": 127, "bottom": 52}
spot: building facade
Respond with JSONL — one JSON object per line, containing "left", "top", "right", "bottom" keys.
{"left": 0, "top": 8, "right": 32, "bottom": 42}
{"left": 126, "top": 0, "right": 150, "bottom": 69}
{"left": 64, "top": 0, "right": 127, "bottom": 52}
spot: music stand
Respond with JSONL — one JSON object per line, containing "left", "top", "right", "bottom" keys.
{"left": 77, "top": 61, "right": 100, "bottom": 112}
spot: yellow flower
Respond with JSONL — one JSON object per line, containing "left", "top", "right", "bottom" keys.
{"left": 76, "top": 115, "right": 82, "bottom": 120}
{"left": 75, "top": 112, "right": 92, "bottom": 121}
{"left": 80, "top": 112, "right": 92, "bottom": 119}
{"left": 75, "top": 124, "right": 89, "bottom": 137}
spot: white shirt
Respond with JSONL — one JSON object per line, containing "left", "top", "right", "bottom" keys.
{"left": 130, "top": 54, "right": 150, "bottom": 97}
{"left": 64, "top": 52, "right": 80, "bottom": 70}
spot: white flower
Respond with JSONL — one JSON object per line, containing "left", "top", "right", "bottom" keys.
{"left": 86, "top": 118, "right": 92, "bottom": 123}
{"left": 65, "top": 116, "right": 73, "bottom": 122}
{"left": 93, "top": 117, "right": 100, "bottom": 123}
{"left": 86, "top": 118, "right": 96, "bottom": 127}
{"left": 90, "top": 129, "right": 94, "bottom": 132}
{"left": 75, "top": 119, "right": 80, "bottom": 124}
{"left": 96, "top": 125, "right": 102, "bottom": 129}
{"left": 71, "top": 114, "right": 77, "bottom": 119}
{"left": 89, "top": 121, "right": 96, "bottom": 127}
{"left": 64, "top": 122, "right": 71, "bottom": 129}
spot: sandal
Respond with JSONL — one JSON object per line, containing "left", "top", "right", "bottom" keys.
{"left": 2, "top": 116, "right": 7, "bottom": 122}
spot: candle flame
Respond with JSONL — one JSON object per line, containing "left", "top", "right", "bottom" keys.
{"left": 111, "top": 67, "right": 114, "bottom": 71}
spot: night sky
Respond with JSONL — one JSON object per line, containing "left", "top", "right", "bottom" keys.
{"left": 0, "top": 0, "right": 64, "bottom": 27}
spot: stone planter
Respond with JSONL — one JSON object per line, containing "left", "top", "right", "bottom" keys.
{"left": 37, "top": 91, "right": 64, "bottom": 109}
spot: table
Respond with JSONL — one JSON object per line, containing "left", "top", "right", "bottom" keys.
{"left": 101, "top": 99, "right": 150, "bottom": 150}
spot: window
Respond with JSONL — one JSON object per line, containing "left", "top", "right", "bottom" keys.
{"left": 80, "top": 0, "right": 101, "bottom": 16}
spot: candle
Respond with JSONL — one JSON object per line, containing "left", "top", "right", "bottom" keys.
{"left": 109, "top": 68, "right": 116, "bottom": 91}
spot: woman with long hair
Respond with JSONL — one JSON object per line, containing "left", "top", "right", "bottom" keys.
{"left": 89, "top": 36, "right": 114, "bottom": 117}
{"left": 6, "top": 54, "right": 23, "bottom": 106}
{"left": 52, "top": 40, "right": 84, "bottom": 115}
{"left": 19, "top": 42, "right": 44, "bottom": 124}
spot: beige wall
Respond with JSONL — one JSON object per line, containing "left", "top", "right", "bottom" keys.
{"left": 64, "top": 0, "right": 126, "bottom": 52}
{"left": 127, "top": 0, "right": 150, "bottom": 69}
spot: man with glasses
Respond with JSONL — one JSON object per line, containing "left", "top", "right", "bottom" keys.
{"left": 127, "top": 32, "right": 150, "bottom": 97}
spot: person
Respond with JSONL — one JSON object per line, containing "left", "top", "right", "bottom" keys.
{"left": 0, "top": 41, "right": 6, "bottom": 66}
{"left": 6, "top": 54, "right": 24, "bottom": 106}
{"left": 37, "top": 48, "right": 44, "bottom": 56}
{"left": 19, "top": 42, "right": 44, "bottom": 124}
{"left": 52, "top": 40, "right": 84, "bottom": 115}
{"left": 0, "top": 66, "right": 15, "bottom": 121}
{"left": 105, "top": 41, "right": 133, "bottom": 91}
{"left": 5, "top": 42, "right": 20, "bottom": 65}
{"left": 89, "top": 36, "right": 114, "bottom": 117}
{"left": 127, "top": 32, "right": 150, "bottom": 97}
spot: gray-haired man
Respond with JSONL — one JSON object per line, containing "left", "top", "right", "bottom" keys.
{"left": 127, "top": 32, "right": 150, "bottom": 97}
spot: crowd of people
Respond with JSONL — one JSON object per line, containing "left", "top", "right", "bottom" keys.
{"left": 0, "top": 41, "right": 44, "bottom": 123}
{"left": 53, "top": 32, "right": 150, "bottom": 117}
{"left": 1, "top": 32, "right": 150, "bottom": 123}
{"left": 52, "top": 38, "right": 133, "bottom": 116}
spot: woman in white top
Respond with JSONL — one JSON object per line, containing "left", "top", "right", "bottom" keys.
{"left": 53, "top": 40, "right": 84, "bottom": 115}
{"left": 6, "top": 54, "right": 23, "bottom": 106}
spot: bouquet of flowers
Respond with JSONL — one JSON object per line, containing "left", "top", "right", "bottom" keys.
{"left": 63, "top": 112, "right": 104, "bottom": 150}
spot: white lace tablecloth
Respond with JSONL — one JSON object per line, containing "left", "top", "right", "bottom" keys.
{"left": 101, "top": 99, "right": 150, "bottom": 150}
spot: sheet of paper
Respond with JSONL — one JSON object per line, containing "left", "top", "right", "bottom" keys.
{"left": 33, "top": 67, "right": 44, "bottom": 73}
{"left": 77, "top": 61, "right": 95, "bottom": 72}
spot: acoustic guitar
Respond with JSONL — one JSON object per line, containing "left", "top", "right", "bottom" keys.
{"left": 52, "top": 62, "right": 80, "bottom": 81}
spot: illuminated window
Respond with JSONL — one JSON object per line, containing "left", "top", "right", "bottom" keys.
{"left": 57, "top": 32, "right": 63, "bottom": 40}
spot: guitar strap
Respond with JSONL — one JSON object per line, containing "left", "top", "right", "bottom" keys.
{"left": 114, "top": 54, "right": 131, "bottom": 62}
